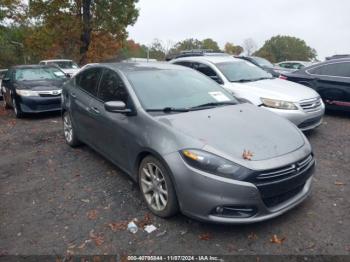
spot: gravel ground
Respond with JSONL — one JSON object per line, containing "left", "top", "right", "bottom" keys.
{"left": 0, "top": 102, "right": 349, "bottom": 257}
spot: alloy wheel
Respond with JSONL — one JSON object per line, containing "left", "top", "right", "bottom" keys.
{"left": 140, "top": 162, "right": 168, "bottom": 211}
{"left": 63, "top": 113, "right": 73, "bottom": 143}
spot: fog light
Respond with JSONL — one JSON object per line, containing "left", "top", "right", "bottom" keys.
{"left": 211, "top": 205, "right": 257, "bottom": 218}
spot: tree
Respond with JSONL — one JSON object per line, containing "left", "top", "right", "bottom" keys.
{"left": 224, "top": 42, "right": 243, "bottom": 55}
{"left": 28, "top": 0, "right": 139, "bottom": 64}
{"left": 243, "top": 38, "right": 257, "bottom": 56}
{"left": 201, "top": 38, "right": 220, "bottom": 51}
{"left": 254, "top": 35, "right": 317, "bottom": 63}
{"left": 0, "top": 0, "right": 26, "bottom": 25}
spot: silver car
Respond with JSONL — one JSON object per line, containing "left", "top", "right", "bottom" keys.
{"left": 62, "top": 62, "right": 315, "bottom": 224}
{"left": 171, "top": 56, "right": 325, "bottom": 131}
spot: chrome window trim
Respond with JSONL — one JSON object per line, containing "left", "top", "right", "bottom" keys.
{"left": 305, "top": 61, "right": 350, "bottom": 79}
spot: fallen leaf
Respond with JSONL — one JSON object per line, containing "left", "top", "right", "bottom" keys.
{"left": 89, "top": 230, "right": 104, "bottom": 246}
{"left": 81, "top": 199, "right": 90, "bottom": 203}
{"left": 87, "top": 210, "right": 98, "bottom": 220}
{"left": 248, "top": 232, "right": 258, "bottom": 240}
{"left": 136, "top": 213, "right": 152, "bottom": 228}
{"left": 334, "top": 181, "right": 346, "bottom": 186}
{"left": 242, "top": 150, "right": 254, "bottom": 160}
{"left": 270, "top": 234, "right": 286, "bottom": 244}
{"left": 199, "top": 233, "right": 212, "bottom": 241}
{"left": 108, "top": 221, "right": 128, "bottom": 232}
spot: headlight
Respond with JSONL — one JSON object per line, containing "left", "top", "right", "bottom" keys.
{"left": 16, "top": 89, "right": 39, "bottom": 97}
{"left": 261, "top": 98, "right": 297, "bottom": 110}
{"left": 180, "top": 149, "right": 252, "bottom": 180}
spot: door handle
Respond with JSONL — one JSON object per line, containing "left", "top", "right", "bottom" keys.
{"left": 71, "top": 92, "right": 77, "bottom": 98}
{"left": 90, "top": 107, "right": 100, "bottom": 114}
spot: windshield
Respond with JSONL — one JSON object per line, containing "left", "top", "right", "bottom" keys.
{"left": 251, "top": 57, "right": 274, "bottom": 68}
{"left": 216, "top": 61, "right": 273, "bottom": 82}
{"left": 15, "top": 67, "right": 66, "bottom": 81}
{"left": 47, "top": 61, "right": 79, "bottom": 69}
{"left": 126, "top": 69, "right": 238, "bottom": 111}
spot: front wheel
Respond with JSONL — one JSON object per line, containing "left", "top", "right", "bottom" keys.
{"left": 63, "top": 111, "right": 80, "bottom": 147}
{"left": 139, "top": 156, "right": 179, "bottom": 217}
{"left": 12, "top": 96, "right": 23, "bottom": 118}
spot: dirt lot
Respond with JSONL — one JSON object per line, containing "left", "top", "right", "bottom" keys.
{"left": 0, "top": 102, "right": 349, "bottom": 257}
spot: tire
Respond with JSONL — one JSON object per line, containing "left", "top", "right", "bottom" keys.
{"left": 12, "top": 96, "right": 23, "bottom": 118}
{"left": 3, "top": 93, "right": 10, "bottom": 109}
{"left": 63, "top": 111, "right": 80, "bottom": 147}
{"left": 138, "top": 155, "right": 179, "bottom": 217}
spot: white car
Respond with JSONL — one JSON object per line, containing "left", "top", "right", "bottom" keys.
{"left": 274, "top": 61, "right": 313, "bottom": 75}
{"left": 39, "top": 59, "right": 80, "bottom": 77}
{"left": 170, "top": 55, "right": 325, "bottom": 131}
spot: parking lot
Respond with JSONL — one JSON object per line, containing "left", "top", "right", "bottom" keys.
{"left": 0, "top": 102, "right": 349, "bottom": 256}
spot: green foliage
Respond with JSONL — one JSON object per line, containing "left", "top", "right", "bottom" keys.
{"left": 169, "top": 38, "right": 220, "bottom": 55}
{"left": 26, "top": 0, "right": 139, "bottom": 63}
{"left": 254, "top": 35, "right": 317, "bottom": 63}
{"left": 224, "top": 42, "right": 243, "bottom": 55}
{"left": 0, "top": 25, "right": 27, "bottom": 67}
{"left": 201, "top": 38, "right": 220, "bottom": 51}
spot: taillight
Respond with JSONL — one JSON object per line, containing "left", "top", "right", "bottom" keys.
{"left": 279, "top": 75, "right": 288, "bottom": 80}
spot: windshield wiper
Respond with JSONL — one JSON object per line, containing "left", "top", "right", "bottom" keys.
{"left": 146, "top": 107, "right": 190, "bottom": 113}
{"left": 189, "top": 101, "right": 236, "bottom": 110}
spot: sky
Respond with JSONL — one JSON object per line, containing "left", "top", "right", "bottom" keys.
{"left": 127, "top": 0, "right": 350, "bottom": 60}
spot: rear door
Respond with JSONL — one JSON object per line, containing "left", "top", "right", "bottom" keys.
{"left": 69, "top": 67, "right": 103, "bottom": 143}
{"left": 307, "top": 62, "right": 350, "bottom": 104}
{"left": 88, "top": 68, "right": 134, "bottom": 171}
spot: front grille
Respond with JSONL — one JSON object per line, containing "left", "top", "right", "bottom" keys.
{"left": 263, "top": 183, "right": 305, "bottom": 208}
{"left": 247, "top": 154, "right": 315, "bottom": 208}
{"left": 299, "top": 97, "right": 322, "bottom": 112}
{"left": 255, "top": 154, "right": 313, "bottom": 183}
{"left": 38, "top": 90, "right": 62, "bottom": 97}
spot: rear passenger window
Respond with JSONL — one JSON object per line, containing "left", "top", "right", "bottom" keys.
{"left": 193, "top": 63, "right": 217, "bottom": 77}
{"left": 309, "top": 62, "right": 350, "bottom": 77}
{"left": 76, "top": 68, "right": 103, "bottom": 97}
{"left": 174, "top": 61, "right": 192, "bottom": 68}
{"left": 98, "top": 69, "right": 129, "bottom": 104}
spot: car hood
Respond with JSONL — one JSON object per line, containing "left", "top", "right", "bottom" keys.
{"left": 15, "top": 79, "right": 65, "bottom": 90}
{"left": 238, "top": 78, "right": 319, "bottom": 102}
{"left": 156, "top": 104, "right": 305, "bottom": 164}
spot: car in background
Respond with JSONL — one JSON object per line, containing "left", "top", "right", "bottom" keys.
{"left": 62, "top": 62, "right": 315, "bottom": 224}
{"left": 274, "top": 61, "right": 313, "bottom": 75}
{"left": 280, "top": 58, "right": 350, "bottom": 111}
{"left": 0, "top": 69, "right": 8, "bottom": 98}
{"left": 2, "top": 65, "right": 68, "bottom": 118}
{"left": 237, "top": 56, "right": 280, "bottom": 77}
{"left": 39, "top": 59, "right": 80, "bottom": 77}
{"left": 170, "top": 55, "right": 325, "bottom": 131}
{"left": 166, "top": 49, "right": 230, "bottom": 61}
{"left": 326, "top": 54, "right": 350, "bottom": 60}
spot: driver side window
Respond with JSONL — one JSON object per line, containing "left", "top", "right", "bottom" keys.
{"left": 98, "top": 69, "right": 129, "bottom": 104}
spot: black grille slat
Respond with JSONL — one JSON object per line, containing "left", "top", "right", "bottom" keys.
{"left": 299, "top": 97, "right": 322, "bottom": 112}
{"left": 256, "top": 155, "right": 313, "bottom": 183}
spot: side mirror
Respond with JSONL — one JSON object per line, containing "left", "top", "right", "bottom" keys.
{"left": 104, "top": 101, "right": 132, "bottom": 114}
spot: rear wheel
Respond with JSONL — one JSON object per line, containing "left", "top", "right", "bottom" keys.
{"left": 139, "top": 156, "right": 179, "bottom": 217}
{"left": 63, "top": 111, "right": 80, "bottom": 147}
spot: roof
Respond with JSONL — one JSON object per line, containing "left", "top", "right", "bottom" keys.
{"left": 171, "top": 55, "right": 240, "bottom": 64}
{"left": 11, "top": 64, "right": 57, "bottom": 69}
{"left": 87, "top": 61, "right": 188, "bottom": 73}
{"left": 40, "top": 59, "right": 74, "bottom": 62}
